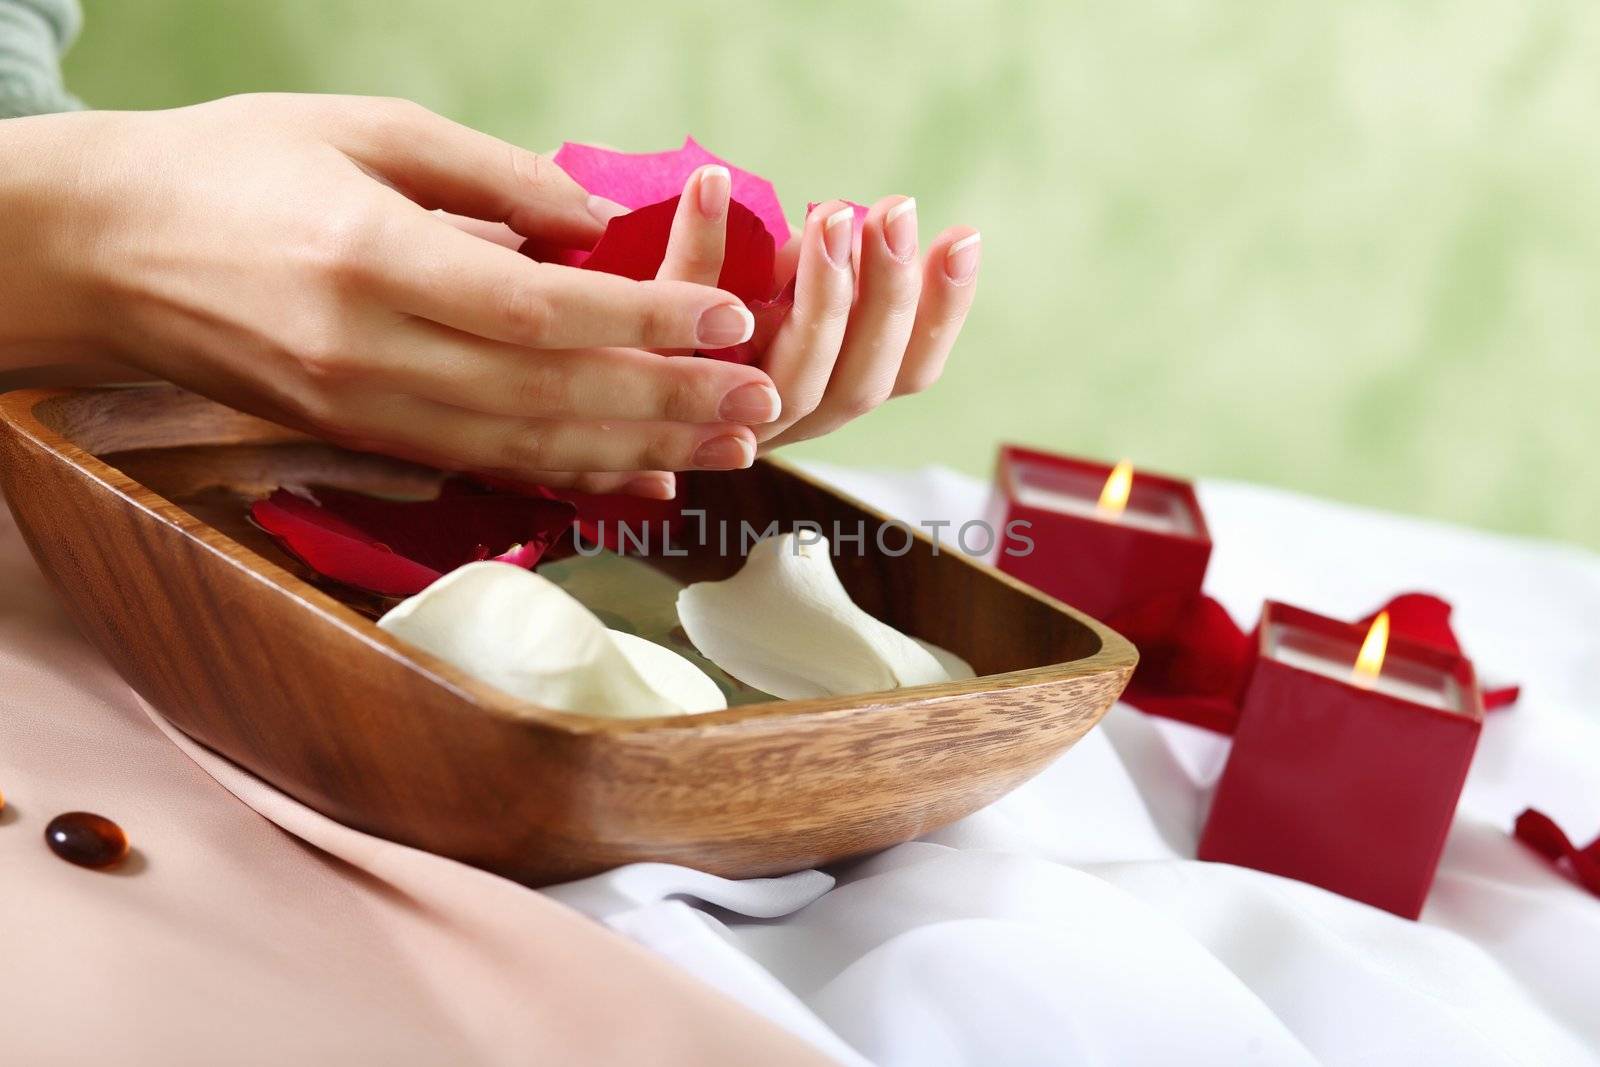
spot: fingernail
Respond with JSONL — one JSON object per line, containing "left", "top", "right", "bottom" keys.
{"left": 718, "top": 382, "right": 781, "bottom": 424}
{"left": 823, "top": 206, "right": 855, "bottom": 268}
{"left": 696, "top": 303, "right": 755, "bottom": 347}
{"left": 945, "top": 232, "right": 981, "bottom": 284}
{"left": 622, "top": 473, "right": 676, "bottom": 499}
{"left": 884, "top": 197, "right": 917, "bottom": 260}
{"left": 696, "top": 165, "right": 731, "bottom": 221}
{"left": 588, "top": 194, "right": 629, "bottom": 224}
{"left": 693, "top": 434, "right": 755, "bottom": 470}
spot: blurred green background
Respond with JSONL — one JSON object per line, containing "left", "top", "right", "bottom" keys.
{"left": 65, "top": 1, "right": 1598, "bottom": 549}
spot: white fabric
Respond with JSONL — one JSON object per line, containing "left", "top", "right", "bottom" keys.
{"left": 546, "top": 465, "right": 1600, "bottom": 1067}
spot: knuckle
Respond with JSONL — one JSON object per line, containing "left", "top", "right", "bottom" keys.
{"left": 786, "top": 390, "right": 823, "bottom": 422}
{"left": 896, "top": 366, "right": 941, "bottom": 397}
{"left": 635, "top": 297, "right": 673, "bottom": 345}
{"left": 513, "top": 361, "right": 570, "bottom": 416}
{"left": 372, "top": 95, "right": 427, "bottom": 126}
{"left": 306, "top": 206, "right": 383, "bottom": 287}
{"left": 508, "top": 145, "right": 550, "bottom": 189}
{"left": 837, "top": 395, "right": 881, "bottom": 423}
{"left": 675, "top": 245, "right": 723, "bottom": 279}
{"left": 883, "top": 272, "right": 925, "bottom": 317}
{"left": 574, "top": 472, "right": 620, "bottom": 494}
{"left": 887, "top": 288, "right": 922, "bottom": 319}
{"left": 809, "top": 296, "right": 853, "bottom": 332}
{"left": 499, "top": 277, "right": 552, "bottom": 342}
{"left": 660, "top": 370, "right": 708, "bottom": 421}
{"left": 504, "top": 426, "right": 552, "bottom": 470}
{"left": 840, "top": 382, "right": 895, "bottom": 421}
{"left": 641, "top": 432, "right": 687, "bottom": 471}
{"left": 291, "top": 323, "right": 358, "bottom": 385}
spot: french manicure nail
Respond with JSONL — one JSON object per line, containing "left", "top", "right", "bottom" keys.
{"left": 718, "top": 382, "right": 782, "bottom": 424}
{"left": 823, "top": 205, "right": 855, "bottom": 268}
{"left": 693, "top": 434, "right": 755, "bottom": 470}
{"left": 884, "top": 197, "right": 917, "bottom": 260}
{"left": 696, "top": 303, "right": 755, "bottom": 347}
{"left": 697, "top": 165, "right": 731, "bottom": 220}
{"left": 944, "top": 232, "right": 981, "bottom": 284}
{"left": 588, "top": 194, "right": 629, "bottom": 224}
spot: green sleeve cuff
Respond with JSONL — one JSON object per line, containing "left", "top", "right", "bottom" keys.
{"left": 0, "top": 0, "right": 83, "bottom": 118}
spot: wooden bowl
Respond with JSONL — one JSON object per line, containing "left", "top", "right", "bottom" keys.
{"left": 0, "top": 385, "right": 1136, "bottom": 885}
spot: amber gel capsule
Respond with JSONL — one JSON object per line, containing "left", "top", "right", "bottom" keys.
{"left": 44, "top": 811, "right": 129, "bottom": 869}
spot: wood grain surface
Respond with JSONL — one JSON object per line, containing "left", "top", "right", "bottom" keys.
{"left": 0, "top": 385, "right": 1136, "bottom": 884}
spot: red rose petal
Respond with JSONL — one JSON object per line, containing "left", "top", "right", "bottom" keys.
{"left": 1513, "top": 808, "right": 1600, "bottom": 896}
{"left": 249, "top": 480, "right": 575, "bottom": 597}
{"left": 1361, "top": 592, "right": 1461, "bottom": 654}
{"left": 251, "top": 491, "right": 444, "bottom": 597}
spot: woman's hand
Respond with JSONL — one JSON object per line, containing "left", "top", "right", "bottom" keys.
{"left": 0, "top": 94, "right": 786, "bottom": 497}
{"left": 643, "top": 168, "right": 982, "bottom": 450}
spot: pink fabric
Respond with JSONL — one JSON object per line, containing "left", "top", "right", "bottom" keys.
{"left": 0, "top": 500, "right": 833, "bottom": 1066}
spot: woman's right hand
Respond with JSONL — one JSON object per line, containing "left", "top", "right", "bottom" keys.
{"left": 0, "top": 94, "right": 783, "bottom": 497}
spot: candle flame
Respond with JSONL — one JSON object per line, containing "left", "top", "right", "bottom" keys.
{"left": 1097, "top": 459, "right": 1133, "bottom": 518}
{"left": 1352, "top": 611, "right": 1389, "bottom": 687}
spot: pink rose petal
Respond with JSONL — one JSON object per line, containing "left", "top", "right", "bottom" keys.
{"left": 557, "top": 137, "right": 790, "bottom": 247}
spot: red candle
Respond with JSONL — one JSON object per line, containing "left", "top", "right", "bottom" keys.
{"left": 1198, "top": 601, "right": 1484, "bottom": 918}
{"left": 986, "top": 445, "right": 1212, "bottom": 642}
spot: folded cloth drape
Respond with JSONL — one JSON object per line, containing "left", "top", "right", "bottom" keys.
{"left": 0, "top": 499, "right": 837, "bottom": 1067}
{"left": 6, "top": 465, "right": 1600, "bottom": 1066}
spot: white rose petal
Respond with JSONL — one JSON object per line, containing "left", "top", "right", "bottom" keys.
{"left": 379, "top": 561, "right": 726, "bottom": 718}
{"left": 676, "top": 533, "right": 969, "bottom": 700}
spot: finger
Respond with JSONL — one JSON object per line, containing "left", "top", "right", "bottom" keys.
{"left": 476, "top": 469, "right": 678, "bottom": 500}
{"left": 363, "top": 320, "right": 782, "bottom": 426}
{"left": 754, "top": 201, "right": 857, "bottom": 441}
{"left": 438, "top": 211, "right": 525, "bottom": 249}
{"left": 373, "top": 211, "right": 757, "bottom": 350}
{"left": 768, "top": 196, "right": 922, "bottom": 446}
{"left": 657, "top": 164, "right": 731, "bottom": 287}
{"left": 332, "top": 96, "right": 623, "bottom": 247}
{"left": 773, "top": 227, "right": 802, "bottom": 288}
{"left": 334, "top": 394, "right": 759, "bottom": 474}
{"left": 893, "top": 227, "right": 980, "bottom": 397}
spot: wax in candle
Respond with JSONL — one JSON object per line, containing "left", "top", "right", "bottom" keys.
{"left": 1009, "top": 460, "right": 1198, "bottom": 536}
{"left": 1267, "top": 624, "right": 1462, "bottom": 712}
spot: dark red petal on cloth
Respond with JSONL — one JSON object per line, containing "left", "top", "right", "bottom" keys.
{"left": 1482, "top": 684, "right": 1522, "bottom": 710}
{"left": 1121, "top": 590, "right": 1520, "bottom": 733}
{"left": 556, "top": 137, "right": 791, "bottom": 247}
{"left": 249, "top": 480, "right": 576, "bottom": 597}
{"left": 1118, "top": 594, "right": 1254, "bottom": 733}
{"left": 1513, "top": 808, "right": 1600, "bottom": 896}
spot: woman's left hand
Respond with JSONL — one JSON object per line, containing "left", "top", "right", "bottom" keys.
{"left": 647, "top": 169, "right": 982, "bottom": 449}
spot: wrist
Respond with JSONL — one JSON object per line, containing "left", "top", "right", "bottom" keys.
{"left": 0, "top": 111, "right": 122, "bottom": 369}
